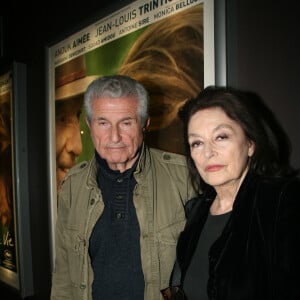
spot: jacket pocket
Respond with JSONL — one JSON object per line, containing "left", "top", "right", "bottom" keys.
{"left": 157, "top": 219, "right": 186, "bottom": 287}
{"left": 64, "top": 228, "right": 87, "bottom": 287}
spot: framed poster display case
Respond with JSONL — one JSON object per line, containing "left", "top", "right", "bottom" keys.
{"left": 46, "top": 0, "right": 226, "bottom": 267}
{"left": 0, "top": 61, "right": 33, "bottom": 297}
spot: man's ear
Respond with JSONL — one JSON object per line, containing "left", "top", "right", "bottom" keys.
{"left": 143, "top": 117, "right": 150, "bottom": 131}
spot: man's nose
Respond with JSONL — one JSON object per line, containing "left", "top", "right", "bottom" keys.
{"left": 110, "top": 125, "right": 121, "bottom": 143}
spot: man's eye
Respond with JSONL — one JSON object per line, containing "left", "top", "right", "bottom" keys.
{"left": 121, "top": 120, "right": 133, "bottom": 127}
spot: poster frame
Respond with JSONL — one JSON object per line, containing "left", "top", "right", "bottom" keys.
{"left": 0, "top": 61, "right": 34, "bottom": 297}
{"left": 46, "top": 0, "right": 226, "bottom": 269}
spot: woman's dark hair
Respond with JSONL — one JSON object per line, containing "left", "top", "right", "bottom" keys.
{"left": 178, "top": 86, "right": 298, "bottom": 193}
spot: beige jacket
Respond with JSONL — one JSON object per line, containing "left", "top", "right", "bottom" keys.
{"left": 51, "top": 144, "right": 196, "bottom": 300}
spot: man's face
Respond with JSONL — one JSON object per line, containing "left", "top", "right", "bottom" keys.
{"left": 87, "top": 96, "right": 148, "bottom": 172}
{"left": 55, "top": 97, "right": 83, "bottom": 189}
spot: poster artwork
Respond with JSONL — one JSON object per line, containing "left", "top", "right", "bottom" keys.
{"left": 51, "top": 0, "right": 208, "bottom": 191}
{"left": 0, "top": 71, "right": 17, "bottom": 272}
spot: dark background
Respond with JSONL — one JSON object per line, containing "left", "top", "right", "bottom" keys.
{"left": 0, "top": 0, "right": 299, "bottom": 299}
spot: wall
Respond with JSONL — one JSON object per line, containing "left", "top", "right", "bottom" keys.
{"left": 227, "top": 0, "right": 300, "bottom": 168}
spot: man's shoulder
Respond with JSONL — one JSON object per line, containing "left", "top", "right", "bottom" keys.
{"left": 62, "top": 159, "right": 93, "bottom": 184}
{"left": 149, "top": 147, "right": 187, "bottom": 166}
{"left": 68, "top": 161, "right": 90, "bottom": 175}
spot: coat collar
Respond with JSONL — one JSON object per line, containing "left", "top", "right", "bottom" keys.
{"left": 176, "top": 172, "right": 259, "bottom": 281}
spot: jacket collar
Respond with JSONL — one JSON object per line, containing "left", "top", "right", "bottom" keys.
{"left": 85, "top": 143, "right": 150, "bottom": 188}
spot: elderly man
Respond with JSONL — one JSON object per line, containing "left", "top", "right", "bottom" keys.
{"left": 51, "top": 75, "right": 195, "bottom": 300}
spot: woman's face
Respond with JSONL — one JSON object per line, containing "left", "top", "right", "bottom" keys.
{"left": 188, "top": 107, "right": 255, "bottom": 191}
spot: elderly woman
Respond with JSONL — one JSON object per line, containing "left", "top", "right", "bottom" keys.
{"left": 168, "top": 86, "right": 300, "bottom": 299}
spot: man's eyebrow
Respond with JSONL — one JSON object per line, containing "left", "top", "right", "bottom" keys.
{"left": 93, "top": 116, "right": 136, "bottom": 121}
{"left": 120, "top": 117, "right": 136, "bottom": 121}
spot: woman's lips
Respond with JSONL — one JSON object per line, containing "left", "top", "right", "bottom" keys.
{"left": 205, "top": 165, "right": 224, "bottom": 172}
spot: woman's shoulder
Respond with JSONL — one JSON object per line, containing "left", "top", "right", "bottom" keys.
{"left": 254, "top": 175, "right": 299, "bottom": 210}
{"left": 184, "top": 193, "right": 212, "bottom": 219}
{"left": 257, "top": 174, "right": 299, "bottom": 191}
{"left": 184, "top": 197, "right": 199, "bottom": 217}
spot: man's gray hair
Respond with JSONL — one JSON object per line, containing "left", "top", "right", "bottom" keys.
{"left": 84, "top": 75, "right": 149, "bottom": 126}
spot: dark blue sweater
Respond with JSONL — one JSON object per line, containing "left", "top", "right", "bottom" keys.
{"left": 89, "top": 153, "right": 144, "bottom": 300}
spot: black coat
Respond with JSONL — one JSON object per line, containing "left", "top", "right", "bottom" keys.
{"left": 172, "top": 173, "right": 300, "bottom": 300}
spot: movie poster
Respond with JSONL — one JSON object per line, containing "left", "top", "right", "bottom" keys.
{"left": 0, "top": 71, "right": 17, "bottom": 277}
{"left": 49, "top": 0, "right": 215, "bottom": 193}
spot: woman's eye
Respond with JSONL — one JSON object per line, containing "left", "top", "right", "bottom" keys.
{"left": 216, "top": 134, "right": 228, "bottom": 141}
{"left": 190, "top": 140, "right": 203, "bottom": 148}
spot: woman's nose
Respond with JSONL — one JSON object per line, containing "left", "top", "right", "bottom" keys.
{"left": 204, "top": 143, "right": 216, "bottom": 158}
